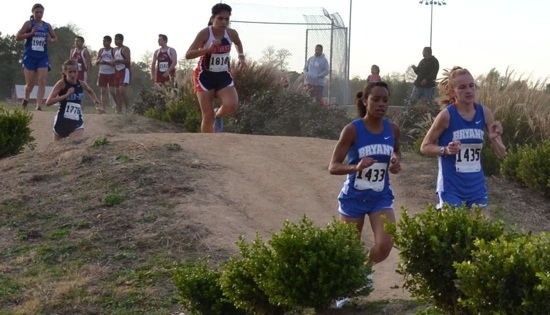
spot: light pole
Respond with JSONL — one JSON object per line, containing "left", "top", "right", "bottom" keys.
{"left": 418, "top": 0, "right": 446, "bottom": 48}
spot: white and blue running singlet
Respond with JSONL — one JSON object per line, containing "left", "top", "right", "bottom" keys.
{"left": 338, "top": 118, "right": 395, "bottom": 199}
{"left": 437, "top": 103, "right": 487, "bottom": 200}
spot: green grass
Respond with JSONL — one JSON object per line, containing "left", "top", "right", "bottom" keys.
{"left": 103, "top": 192, "right": 125, "bottom": 206}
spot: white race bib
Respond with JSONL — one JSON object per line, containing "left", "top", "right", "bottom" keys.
{"left": 77, "top": 63, "right": 82, "bottom": 71}
{"left": 209, "top": 53, "right": 230, "bottom": 72}
{"left": 63, "top": 102, "right": 81, "bottom": 121}
{"left": 31, "top": 36, "right": 45, "bottom": 51}
{"left": 455, "top": 143, "right": 482, "bottom": 173}
{"left": 159, "top": 61, "right": 169, "bottom": 72}
{"left": 354, "top": 162, "right": 387, "bottom": 192}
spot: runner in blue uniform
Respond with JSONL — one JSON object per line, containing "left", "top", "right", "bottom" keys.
{"left": 16, "top": 3, "right": 57, "bottom": 111}
{"left": 421, "top": 67, "right": 506, "bottom": 209}
{"left": 329, "top": 81, "right": 402, "bottom": 265}
{"left": 46, "top": 60, "right": 101, "bottom": 141}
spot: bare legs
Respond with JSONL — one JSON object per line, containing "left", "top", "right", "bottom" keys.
{"left": 197, "top": 86, "right": 239, "bottom": 133}
{"left": 53, "top": 129, "right": 84, "bottom": 141}
{"left": 115, "top": 85, "right": 129, "bottom": 114}
{"left": 23, "top": 67, "right": 48, "bottom": 110}
{"left": 339, "top": 209, "right": 395, "bottom": 264}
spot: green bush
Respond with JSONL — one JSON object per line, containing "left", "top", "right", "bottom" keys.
{"left": 173, "top": 257, "right": 245, "bottom": 315}
{"left": 228, "top": 90, "right": 350, "bottom": 140}
{"left": 0, "top": 106, "right": 35, "bottom": 158}
{"left": 222, "top": 216, "right": 372, "bottom": 311}
{"left": 219, "top": 236, "right": 288, "bottom": 315}
{"left": 387, "top": 103, "right": 440, "bottom": 150}
{"left": 133, "top": 79, "right": 201, "bottom": 132}
{"left": 515, "top": 140, "right": 550, "bottom": 197}
{"left": 455, "top": 232, "right": 550, "bottom": 314}
{"left": 501, "top": 147, "right": 522, "bottom": 181}
{"left": 480, "top": 141, "right": 501, "bottom": 176}
{"left": 132, "top": 87, "right": 167, "bottom": 115}
{"left": 385, "top": 204, "right": 505, "bottom": 315}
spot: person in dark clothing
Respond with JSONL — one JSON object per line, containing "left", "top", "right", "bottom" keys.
{"left": 410, "top": 46, "right": 439, "bottom": 105}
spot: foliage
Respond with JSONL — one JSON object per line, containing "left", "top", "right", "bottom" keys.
{"left": 385, "top": 204, "right": 505, "bottom": 315}
{"left": 480, "top": 140, "right": 502, "bottom": 176}
{"left": 500, "top": 147, "right": 522, "bottom": 181}
{"left": 476, "top": 68, "right": 550, "bottom": 148}
{"left": 387, "top": 103, "right": 440, "bottom": 150}
{"left": 0, "top": 34, "right": 25, "bottom": 99}
{"left": 133, "top": 78, "right": 201, "bottom": 132}
{"left": 455, "top": 232, "right": 550, "bottom": 314}
{"left": 501, "top": 140, "right": 550, "bottom": 197}
{"left": 219, "top": 237, "right": 288, "bottom": 315}
{"left": 258, "top": 216, "right": 372, "bottom": 311}
{"left": 92, "top": 137, "right": 109, "bottom": 148}
{"left": 220, "top": 216, "right": 371, "bottom": 313}
{"left": 228, "top": 90, "right": 349, "bottom": 140}
{"left": 173, "top": 257, "right": 245, "bottom": 315}
{"left": 232, "top": 59, "right": 287, "bottom": 105}
{"left": 0, "top": 106, "right": 35, "bottom": 158}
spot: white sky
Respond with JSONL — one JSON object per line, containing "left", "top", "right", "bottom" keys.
{"left": 1, "top": 0, "right": 549, "bottom": 81}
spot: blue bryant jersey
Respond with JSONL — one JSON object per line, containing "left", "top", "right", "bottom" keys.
{"left": 437, "top": 103, "right": 487, "bottom": 199}
{"left": 25, "top": 19, "right": 49, "bottom": 58}
{"left": 339, "top": 118, "right": 395, "bottom": 199}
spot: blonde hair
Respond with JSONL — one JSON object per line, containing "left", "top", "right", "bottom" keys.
{"left": 437, "top": 66, "right": 473, "bottom": 107}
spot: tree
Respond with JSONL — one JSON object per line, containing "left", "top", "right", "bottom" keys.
{"left": 260, "top": 45, "right": 292, "bottom": 71}
{"left": 0, "top": 34, "right": 24, "bottom": 99}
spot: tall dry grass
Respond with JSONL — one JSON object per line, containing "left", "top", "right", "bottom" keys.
{"left": 476, "top": 68, "right": 550, "bottom": 147}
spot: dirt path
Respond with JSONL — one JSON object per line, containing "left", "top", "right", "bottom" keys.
{"left": 27, "top": 110, "right": 431, "bottom": 301}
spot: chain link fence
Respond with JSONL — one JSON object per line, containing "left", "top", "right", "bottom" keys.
{"left": 229, "top": 3, "right": 350, "bottom": 105}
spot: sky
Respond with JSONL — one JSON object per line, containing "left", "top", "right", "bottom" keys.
{"left": 1, "top": 0, "right": 549, "bottom": 81}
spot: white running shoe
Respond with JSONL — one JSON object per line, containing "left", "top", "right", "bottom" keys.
{"left": 335, "top": 297, "right": 351, "bottom": 309}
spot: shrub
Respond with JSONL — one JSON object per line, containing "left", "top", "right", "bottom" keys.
{"left": 501, "top": 147, "right": 522, "bottom": 181}
{"left": 219, "top": 236, "right": 288, "bottom": 315}
{"left": 0, "top": 106, "right": 35, "bottom": 158}
{"left": 480, "top": 140, "right": 501, "bottom": 176}
{"left": 133, "top": 74, "right": 201, "bottom": 132}
{"left": 477, "top": 69, "right": 550, "bottom": 148}
{"left": 385, "top": 204, "right": 505, "bottom": 315}
{"left": 220, "top": 216, "right": 371, "bottom": 314}
{"left": 455, "top": 232, "right": 550, "bottom": 314}
{"left": 387, "top": 103, "right": 440, "bottom": 150}
{"left": 173, "top": 257, "right": 245, "bottom": 315}
{"left": 228, "top": 90, "right": 350, "bottom": 140}
{"left": 132, "top": 87, "right": 167, "bottom": 115}
{"left": 231, "top": 59, "right": 286, "bottom": 105}
{"left": 514, "top": 140, "right": 550, "bottom": 197}
{"left": 259, "top": 216, "right": 371, "bottom": 312}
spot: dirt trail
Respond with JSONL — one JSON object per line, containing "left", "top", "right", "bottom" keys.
{"left": 28, "top": 110, "right": 426, "bottom": 301}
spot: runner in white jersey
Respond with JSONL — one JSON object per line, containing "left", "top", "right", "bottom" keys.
{"left": 114, "top": 33, "right": 131, "bottom": 114}
{"left": 95, "top": 35, "right": 117, "bottom": 114}
{"left": 185, "top": 3, "right": 246, "bottom": 133}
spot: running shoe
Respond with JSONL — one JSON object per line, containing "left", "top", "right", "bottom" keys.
{"left": 214, "top": 107, "right": 223, "bottom": 133}
{"left": 21, "top": 99, "right": 28, "bottom": 110}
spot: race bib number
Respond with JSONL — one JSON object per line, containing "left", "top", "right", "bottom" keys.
{"left": 455, "top": 143, "right": 482, "bottom": 173}
{"left": 209, "top": 53, "right": 229, "bottom": 72}
{"left": 354, "top": 162, "right": 387, "bottom": 192}
{"left": 31, "top": 36, "right": 45, "bottom": 51}
{"left": 63, "top": 102, "right": 81, "bottom": 121}
{"left": 159, "top": 61, "right": 169, "bottom": 72}
{"left": 77, "top": 63, "right": 82, "bottom": 71}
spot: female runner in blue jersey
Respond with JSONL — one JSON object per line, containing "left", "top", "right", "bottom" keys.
{"left": 16, "top": 3, "right": 57, "bottom": 111}
{"left": 421, "top": 67, "right": 506, "bottom": 209}
{"left": 329, "top": 81, "right": 402, "bottom": 266}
